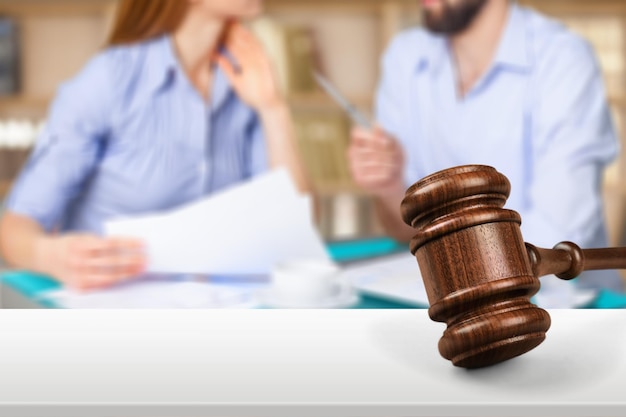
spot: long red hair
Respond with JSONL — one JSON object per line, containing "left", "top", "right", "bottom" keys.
{"left": 107, "top": 0, "right": 188, "bottom": 46}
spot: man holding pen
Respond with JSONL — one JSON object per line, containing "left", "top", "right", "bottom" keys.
{"left": 347, "top": 0, "right": 623, "bottom": 292}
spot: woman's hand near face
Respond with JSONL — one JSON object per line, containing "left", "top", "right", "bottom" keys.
{"left": 36, "top": 234, "right": 145, "bottom": 291}
{"left": 214, "top": 22, "right": 311, "bottom": 194}
{"left": 216, "top": 22, "right": 284, "bottom": 111}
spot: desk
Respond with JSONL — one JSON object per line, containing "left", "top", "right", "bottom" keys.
{"left": 0, "top": 309, "right": 624, "bottom": 416}
{"left": 0, "top": 238, "right": 416, "bottom": 309}
{"left": 2, "top": 237, "right": 626, "bottom": 309}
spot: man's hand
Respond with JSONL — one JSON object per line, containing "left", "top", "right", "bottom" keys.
{"left": 347, "top": 126, "right": 415, "bottom": 241}
{"left": 347, "top": 126, "right": 406, "bottom": 197}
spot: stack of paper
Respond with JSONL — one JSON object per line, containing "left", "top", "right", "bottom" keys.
{"left": 41, "top": 275, "right": 264, "bottom": 309}
{"left": 105, "top": 169, "right": 331, "bottom": 275}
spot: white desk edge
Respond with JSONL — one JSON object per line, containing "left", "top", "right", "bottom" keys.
{"left": 0, "top": 309, "right": 624, "bottom": 417}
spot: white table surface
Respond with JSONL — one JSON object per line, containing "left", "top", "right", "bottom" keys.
{"left": 0, "top": 309, "right": 624, "bottom": 417}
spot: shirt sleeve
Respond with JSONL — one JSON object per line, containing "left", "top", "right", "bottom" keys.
{"left": 375, "top": 31, "right": 424, "bottom": 186}
{"left": 4, "top": 52, "right": 115, "bottom": 231}
{"left": 521, "top": 37, "right": 622, "bottom": 291}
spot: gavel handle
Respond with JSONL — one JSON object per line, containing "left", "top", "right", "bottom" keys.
{"left": 526, "top": 242, "right": 626, "bottom": 280}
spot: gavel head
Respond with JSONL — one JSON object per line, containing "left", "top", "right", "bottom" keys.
{"left": 400, "top": 165, "right": 551, "bottom": 369}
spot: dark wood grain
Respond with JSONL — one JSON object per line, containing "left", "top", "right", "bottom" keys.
{"left": 400, "top": 165, "right": 626, "bottom": 369}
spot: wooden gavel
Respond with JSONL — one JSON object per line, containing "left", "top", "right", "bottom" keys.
{"left": 400, "top": 165, "right": 626, "bottom": 369}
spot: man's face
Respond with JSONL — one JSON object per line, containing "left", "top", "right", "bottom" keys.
{"left": 422, "top": 0, "right": 488, "bottom": 35}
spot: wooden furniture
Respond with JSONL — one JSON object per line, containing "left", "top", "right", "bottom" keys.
{"left": 401, "top": 165, "right": 626, "bottom": 369}
{"left": 0, "top": 309, "right": 624, "bottom": 416}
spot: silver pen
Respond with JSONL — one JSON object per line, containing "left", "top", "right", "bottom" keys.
{"left": 312, "top": 71, "right": 372, "bottom": 129}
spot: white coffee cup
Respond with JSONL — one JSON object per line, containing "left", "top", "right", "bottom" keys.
{"left": 271, "top": 260, "right": 344, "bottom": 306}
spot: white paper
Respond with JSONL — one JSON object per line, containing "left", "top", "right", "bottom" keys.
{"left": 533, "top": 275, "right": 597, "bottom": 308}
{"left": 41, "top": 275, "right": 264, "bottom": 309}
{"left": 105, "top": 169, "right": 331, "bottom": 275}
{"left": 340, "top": 253, "right": 597, "bottom": 309}
{"left": 340, "top": 253, "right": 429, "bottom": 307}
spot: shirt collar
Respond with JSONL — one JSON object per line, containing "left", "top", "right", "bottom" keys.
{"left": 416, "top": 3, "right": 531, "bottom": 74}
{"left": 419, "top": 34, "right": 447, "bottom": 74}
{"left": 492, "top": 3, "right": 531, "bottom": 71}
{"left": 145, "top": 35, "right": 233, "bottom": 111}
{"left": 144, "top": 35, "right": 177, "bottom": 94}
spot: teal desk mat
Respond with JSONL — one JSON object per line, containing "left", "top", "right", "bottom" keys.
{"left": 353, "top": 294, "right": 417, "bottom": 309}
{"left": 1, "top": 237, "right": 415, "bottom": 308}
{"left": 1, "top": 270, "right": 61, "bottom": 300}
{"left": 326, "top": 237, "right": 408, "bottom": 263}
{"left": 587, "top": 289, "right": 626, "bottom": 309}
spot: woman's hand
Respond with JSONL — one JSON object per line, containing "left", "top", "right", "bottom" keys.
{"left": 347, "top": 125, "right": 406, "bottom": 198}
{"left": 216, "top": 22, "right": 284, "bottom": 111}
{"left": 36, "top": 234, "right": 145, "bottom": 291}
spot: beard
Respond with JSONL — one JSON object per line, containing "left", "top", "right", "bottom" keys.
{"left": 423, "top": 0, "right": 488, "bottom": 35}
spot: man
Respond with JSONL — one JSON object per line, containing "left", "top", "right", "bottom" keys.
{"left": 348, "top": 0, "right": 624, "bottom": 292}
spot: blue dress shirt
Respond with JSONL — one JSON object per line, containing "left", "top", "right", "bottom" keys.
{"left": 5, "top": 35, "right": 268, "bottom": 234}
{"left": 377, "top": 4, "right": 623, "bottom": 291}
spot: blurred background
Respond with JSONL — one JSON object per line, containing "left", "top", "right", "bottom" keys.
{"left": 0, "top": 0, "right": 625, "bottom": 247}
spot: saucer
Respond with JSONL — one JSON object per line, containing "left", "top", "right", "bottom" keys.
{"left": 256, "top": 287, "right": 360, "bottom": 309}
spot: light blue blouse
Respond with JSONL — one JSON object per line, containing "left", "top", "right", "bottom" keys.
{"left": 5, "top": 35, "right": 268, "bottom": 234}
{"left": 377, "top": 4, "right": 623, "bottom": 291}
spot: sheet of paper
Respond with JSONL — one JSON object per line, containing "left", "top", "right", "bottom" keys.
{"left": 40, "top": 275, "right": 264, "bottom": 309}
{"left": 105, "top": 169, "right": 331, "bottom": 275}
{"left": 533, "top": 275, "right": 597, "bottom": 308}
{"left": 340, "top": 252, "right": 597, "bottom": 309}
{"left": 340, "top": 253, "right": 429, "bottom": 307}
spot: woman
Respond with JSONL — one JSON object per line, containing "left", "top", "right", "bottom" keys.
{"left": 0, "top": 0, "right": 309, "bottom": 290}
